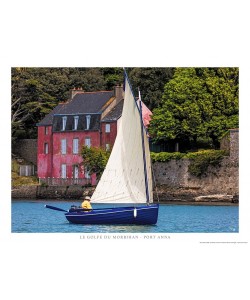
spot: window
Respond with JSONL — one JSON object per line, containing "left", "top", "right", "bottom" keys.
{"left": 61, "top": 164, "right": 67, "bottom": 179}
{"left": 73, "top": 138, "right": 79, "bottom": 154}
{"left": 73, "top": 165, "right": 79, "bottom": 179}
{"left": 105, "top": 143, "right": 110, "bottom": 151}
{"left": 45, "top": 126, "right": 49, "bottom": 135}
{"left": 105, "top": 123, "right": 111, "bottom": 133}
{"left": 44, "top": 143, "right": 49, "bottom": 154}
{"left": 74, "top": 116, "right": 79, "bottom": 130}
{"left": 86, "top": 115, "right": 91, "bottom": 130}
{"left": 61, "top": 139, "right": 67, "bottom": 154}
{"left": 85, "top": 167, "right": 90, "bottom": 179}
{"left": 62, "top": 116, "right": 67, "bottom": 131}
{"left": 85, "top": 137, "right": 91, "bottom": 148}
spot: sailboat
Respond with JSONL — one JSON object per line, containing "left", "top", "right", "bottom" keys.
{"left": 45, "top": 71, "right": 159, "bottom": 225}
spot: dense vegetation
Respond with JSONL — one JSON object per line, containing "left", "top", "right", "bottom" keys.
{"left": 81, "top": 145, "right": 111, "bottom": 180}
{"left": 149, "top": 68, "right": 239, "bottom": 150}
{"left": 12, "top": 67, "right": 238, "bottom": 151}
{"left": 11, "top": 67, "right": 172, "bottom": 139}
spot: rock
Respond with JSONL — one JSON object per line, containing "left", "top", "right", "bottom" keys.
{"left": 194, "top": 194, "right": 233, "bottom": 202}
{"left": 232, "top": 195, "right": 239, "bottom": 203}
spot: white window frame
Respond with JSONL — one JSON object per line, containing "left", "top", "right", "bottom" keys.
{"left": 61, "top": 139, "right": 67, "bottom": 154}
{"left": 45, "top": 126, "right": 49, "bottom": 135}
{"left": 44, "top": 143, "right": 49, "bottom": 154}
{"left": 86, "top": 115, "right": 91, "bottom": 130}
{"left": 73, "top": 165, "right": 79, "bottom": 179}
{"left": 105, "top": 123, "right": 111, "bottom": 133}
{"left": 74, "top": 116, "right": 79, "bottom": 130}
{"left": 73, "top": 138, "right": 79, "bottom": 154}
{"left": 85, "top": 137, "right": 91, "bottom": 148}
{"left": 85, "top": 167, "right": 90, "bottom": 179}
{"left": 62, "top": 116, "right": 67, "bottom": 131}
{"left": 61, "top": 164, "right": 67, "bottom": 179}
{"left": 105, "top": 143, "right": 110, "bottom": 151}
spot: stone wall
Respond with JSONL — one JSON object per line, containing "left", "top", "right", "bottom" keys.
{"left": 12, "top": 139, "right": 37, "bottom": 165}
{"left": 12, "top": 185, "right": 95, "bottom": 199}
{"left": 220, "top": 128, "right": 239, "bottom": 162}
{"left": 229, "top": 129, "right": 239, "bottom": 162}
{"left": 12, "top": 157, "right": 238, "bottom": 202}
{"left": 152, "top": 157, "right": 239, "bottom": 202}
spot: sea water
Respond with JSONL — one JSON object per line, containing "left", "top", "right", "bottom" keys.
{"left": 11, "top": 200, "right": 239, "bottom": 233}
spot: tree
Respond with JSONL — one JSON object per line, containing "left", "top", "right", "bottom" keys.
{"left": 128, "top": 67, "right": 175, "bottom": 109}
{"left": 11, "top": 67, "right": 109, "bottom": 139}
{"left": 149, "top": 67, "right": 239, "bottom": 150}
{"left": 101, "top": 67, "right": 124, "bottom": 90}
{"left": 81, "top": 146, "right": 110, "bottom": 180}
{"left": 11, "top": 68, "right": 60, "bottom": 138}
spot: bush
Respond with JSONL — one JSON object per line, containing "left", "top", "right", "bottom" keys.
{"left": 151, "top": 152, "right": 185, "bottom": 162}
{"left": 187, "top": 150, "right": 228, "bottom": 177}
{"left": 81, "top": 146, "right": 110, "bottom": 179}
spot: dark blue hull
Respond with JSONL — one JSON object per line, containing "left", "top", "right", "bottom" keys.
{"left": 65, "top": 204, "right": 159, "bottom": 225}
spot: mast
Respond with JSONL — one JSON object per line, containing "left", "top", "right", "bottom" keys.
{"left": 91, "top": 68, "right": 152, "bottom": 204}
{"left": 138, "top": 90, "right": 150, "bottom": 204}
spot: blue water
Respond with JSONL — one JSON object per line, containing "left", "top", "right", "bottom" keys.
{"left": 11, "top": 200, "right": 239, "bottom": 233}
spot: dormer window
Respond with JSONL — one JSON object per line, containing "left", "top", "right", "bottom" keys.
{"left": 86, "top": 115, "right": 91, "bottom": 130}
{"left": 74, "top": 116, "right": 79, "bottom": 130}
{"left": 62, "top": 116, "right": 67, "bottom": 131}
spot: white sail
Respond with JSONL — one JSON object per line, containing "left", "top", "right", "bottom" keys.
{"left": 91, "top": 77, "right": 153, "bottom": 204}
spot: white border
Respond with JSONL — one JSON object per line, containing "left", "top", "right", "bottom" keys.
{"left": 1, "top": 1, "right": 250, "bottom": 299}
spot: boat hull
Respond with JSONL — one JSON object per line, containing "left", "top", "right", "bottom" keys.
{"left": 65, "top": 204, "right": 159, "bottom": 225}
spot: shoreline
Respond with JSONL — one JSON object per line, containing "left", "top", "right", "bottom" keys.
{"left": 11, "top": 185, "right": 239, "bottom": 206}
{"left": 11, "top": 198, "right": 238, "bottom": 206}
{"left": 156, "top": 200, "right": 238, "bottom": 206}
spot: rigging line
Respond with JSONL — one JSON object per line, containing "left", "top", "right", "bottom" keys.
{"left": 139, "top": 93, "right": 150, "bottom": 205}
{"left": 151, "top": 157, "right": 160, "bottom": 203}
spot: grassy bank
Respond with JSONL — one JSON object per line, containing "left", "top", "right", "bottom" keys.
{"left": 11, "top": 159, "right": 38, "bottom": 187}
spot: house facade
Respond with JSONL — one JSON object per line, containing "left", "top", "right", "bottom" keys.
{"left": 37, "top": 86, "right": 151, "bottom": 186}
{"left": 37, "top": 86, "right": 124, "bottom": 185}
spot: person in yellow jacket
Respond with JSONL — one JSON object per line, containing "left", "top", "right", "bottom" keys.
{"left": 81, "top": 196, "right": 92, "bottom": 211}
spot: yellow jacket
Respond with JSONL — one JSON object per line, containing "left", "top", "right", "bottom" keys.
{"left": 81, "top": 200, "right": 92, "bottom": 210}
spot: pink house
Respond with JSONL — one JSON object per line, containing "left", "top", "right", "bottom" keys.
{"left": 37, "top": 86, "right": 151, "bottom": 186}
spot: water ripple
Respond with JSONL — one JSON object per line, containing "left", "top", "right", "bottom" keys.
{"left": 11, "top": 200, "right": 239, "bottom": 233}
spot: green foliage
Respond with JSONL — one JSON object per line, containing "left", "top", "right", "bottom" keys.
{"left": 101, "top": 68, "right": 124, "bottom": 89}
{"left": 11, "top": 67, "right": 123, "bottom": 139}
{"left": 151, "top": 152, "right": 185, "bottom": 162}
{"left": 11, "top": 159, "right": 20, "bottom": 173}
{"left": 11, "top": 67, "right": 172, "bottom": 140}
{"left": 81, "top": 146, "right": 111, "bottom": 179}
{"left": 11, "top": 159, "right": 38, "bottom": 186}
{"left": 149, "top": 67, "right": 239, "bottom": 149}
{"left": 12, "top": 172, "right": 38, "bottom": 186}
{"left": 187, "top": 150, "right": 228, "bottom": 177}
{"left": 128, "top": 67, "right": 175, "bottom": 110}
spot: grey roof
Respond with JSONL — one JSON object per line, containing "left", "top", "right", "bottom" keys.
{"left": 101, "top": 100, "right": 124, "bottom": 122}
{"left": 56, "top": 91, "right": 114, "bottom": 114}
{"left": 37, "top": 91, "right": 114, "bottom": 126}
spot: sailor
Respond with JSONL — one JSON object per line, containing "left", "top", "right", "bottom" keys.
{"left": 81, "top": 196, "right": 92, "bottom": 211}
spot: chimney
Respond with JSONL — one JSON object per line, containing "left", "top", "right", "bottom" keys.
{"left": 70, "top": 87, "right": 84, "bottom": 100}
{"left": 114, "top": 85, "right": 124, "bottom": 103}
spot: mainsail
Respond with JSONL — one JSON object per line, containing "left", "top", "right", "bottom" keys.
{"left": 91, "top": 76, "right": 153, "bottom": 204}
